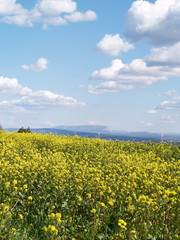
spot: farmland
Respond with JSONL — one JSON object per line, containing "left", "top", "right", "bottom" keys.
{"left": 0, "top": 132, "right": 179, "bottom": 239}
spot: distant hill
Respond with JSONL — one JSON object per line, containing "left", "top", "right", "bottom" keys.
{"left": 54, "top": 125, "right": 108, "bottom": 133}
{"left": 5, "top": 126, "right": 180, "bottom": 142}
{"left": 30, "top": 128, "right": 163, "bottom": 141}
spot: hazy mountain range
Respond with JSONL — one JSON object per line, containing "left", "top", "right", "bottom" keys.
{"left": 6, "top": 125, "right": 180, "bottom": 142}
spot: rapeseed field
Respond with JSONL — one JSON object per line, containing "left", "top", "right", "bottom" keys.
{"left": 0, "top": 132, "right": 179, "bottom": 239}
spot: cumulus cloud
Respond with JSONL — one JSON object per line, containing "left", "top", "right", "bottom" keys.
{"left": 89, "top": 0, "right": 180, "bottom": 94}
{"left": 3, "top": 13, "right": 34, "bottom": 27}
{"left": 37, "top": 0, "right": 76, "bottom": 16}
{"left": 65, "top": 10, "right": 97, "bottom": 22}
{"left": 88, "top": 57, "right": 179, "bottom": 94}
{"left": 0, "top": 0, "right": 97, "bottom": 27}
{"left": 91, "top": 59, "right": 170, "bottom": 82}
{"left": 42, "top": 16, "right": 67, "bottom": 28}
{"left": 0, "top": 76, "right": 86, "bottom": 113}
{"left": 7, "top": 90, "right": 86, "bottom": 109}
{"left": 89, "top": 49, "right": 180, "bottom": 94}
{"left": 0, "top": 76, "right": 32, "bottom": 95}
{"left": 0, "top": 0, "right": 25, "bottom": 15}
{"left": 96, "top": 34, "right": 134, "bottom": 57}
{"left": 146, "top": 42, "right": 180, "bottom": 67}
{"left": 22, "top": 58, "right": 48, "bottom": 72}
{"left": 125, "top": 0, "right": 180, "bottom": 45}
{"left": 0, "top": 2, "right": 40, "bottom": 27}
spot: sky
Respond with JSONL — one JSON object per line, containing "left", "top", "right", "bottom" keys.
{"left": 0, "top": 0, "right": 180, "bottom": 133}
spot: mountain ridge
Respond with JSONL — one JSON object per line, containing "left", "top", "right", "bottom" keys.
{"left": 5, "top": 125, "right": 180, "bottom": 142}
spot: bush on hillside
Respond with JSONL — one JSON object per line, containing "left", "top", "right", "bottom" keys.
{"left": 17, "top": 127, "right": 31, "bottom": 133}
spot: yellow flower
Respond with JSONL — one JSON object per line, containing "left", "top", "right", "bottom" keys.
{"left": 47, "top": 225, "right": 58, "bottom": 235}
{"left": 87, "top": 193, "right": 91, "bottom": 198}
{"left": 48, "top": 213, "right": 55, "bottom": 218}
{"left": 115, "top": 233, "right": 124, "bottom": 238}
{"left": 55, "top": 213, "right": 62, "bottom": 223}
{"left": 18, "top": 214, "right": 23, "bottom": 220}
{"left": 108, "top": 199, "right": 115, "bottom": 206}
{"left": 4, "top": 206, "right": 9, "bottom": 211}
{"left": 42, "top": 227, "right": 47, "bottom": 232}
{"left": 130, "top": 230, "right": 137, "bottom": 239}
{"left": 13, "top": 180, "right": 18, "bottom": 185}
{"left": 5, "top": 182, "right": 10, "bottom": 187}
{"left": 27, "top": 196, "right": 33, "bottom": 201}
{"left": 128, "top": 205, "right": 135, "bottom": 213}
{"left": 90, "top": 208, "right": 96, "bottom": 214}
{"left": 76, "top": 195, "right": 82, "bottom": 202}
{"left": 23, "top": 184, "right": 28, "bottom": 189}
{"left": 7, "top": 212, "right": 12, "bottom": 218}
{"left": 99, "top": 202, "right": 107, "bottom": 208}
{"left": 118, "top": 219, "right": 127, "bottom": 230}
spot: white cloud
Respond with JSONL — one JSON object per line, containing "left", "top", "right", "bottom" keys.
{"left": 141, "top": 121, "right": 154, "bottom": 127}
{"left": 3, "top": 12, "right": 34, "bottom": 27}
{"left": 0, "top": 0, "right": 25, "bottom": 15}
{"left": 89, "top": 52, "right": 180, "bottom": 94}
{"left": 164, "top": 90, "right": 177, "bottom": 96}
{"left": 22, "top": 58, "right": 48, "bottom": 72}
{"left": 88, "top": 81, "right": 133, "bottom": 94}
{"left": 174, "top": 97, "right": 180, "bottom": 101}
{"left": 11, "top": 90, "right": 86, "bottom": 109}
{"left": 37, "top": 0, "right": 76, "bottom": 16}
{"left": 125, "top": 0, "right": 180, "bottom": 45}
{"left": 0, "top": 0, "right": 97, "bottom": 27}
{"left": 160, "top": 115, "right": 176, "bottom": 124}
{"left": 42, "top": 16, "right": 67, "bottom": 28}
{"left": 157, "top": 97, "right": 180, "bottom": 111}
{"left": 91, "top": 59, "right": 169, "bottom": 83}
{"left": 147, "top": 109, "right": 157, "bottom": 114}
{"left": 89, "top": 58, "right": 176, "bottom": 94}
{"left": 0, "top": 1, "right": 39, "bottom": 27}
{"left": 65, "top": 10, "right": 97, "bottom": 22}
{"left": 0, "top": 76, "right": 32, "bottom": 95}
{"left": 89, "top": 0, "right": 180, "bottom": 95}
{"left": 0, "top": 76, "right": 86, "bottom": 113}
{"left": 0, "top": 101, "right": 28, "bottom": 114}
{"left": 96, "top": 34, "right": 134, "bottom": 57}
{"left": 146, "top": 42, "right": 180, "bottom": 66}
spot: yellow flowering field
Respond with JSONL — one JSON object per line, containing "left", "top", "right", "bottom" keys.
{"left": 0, "top": 132, "right": 179, "bottom": 239}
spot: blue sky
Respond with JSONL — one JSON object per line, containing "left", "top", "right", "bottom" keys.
{"left": 0, "top": 0, "right": 179, "bottom": 133}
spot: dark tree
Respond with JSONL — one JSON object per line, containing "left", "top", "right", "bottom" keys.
{"left": 18, "top": 127, "right": 31, "bottom": 133}
{"left": 26, "top": 127, "right": 31, "bottom": 133}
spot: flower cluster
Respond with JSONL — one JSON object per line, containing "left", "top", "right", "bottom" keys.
{"left": 0, "top": 131, "right": 179, "bottom": 239}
